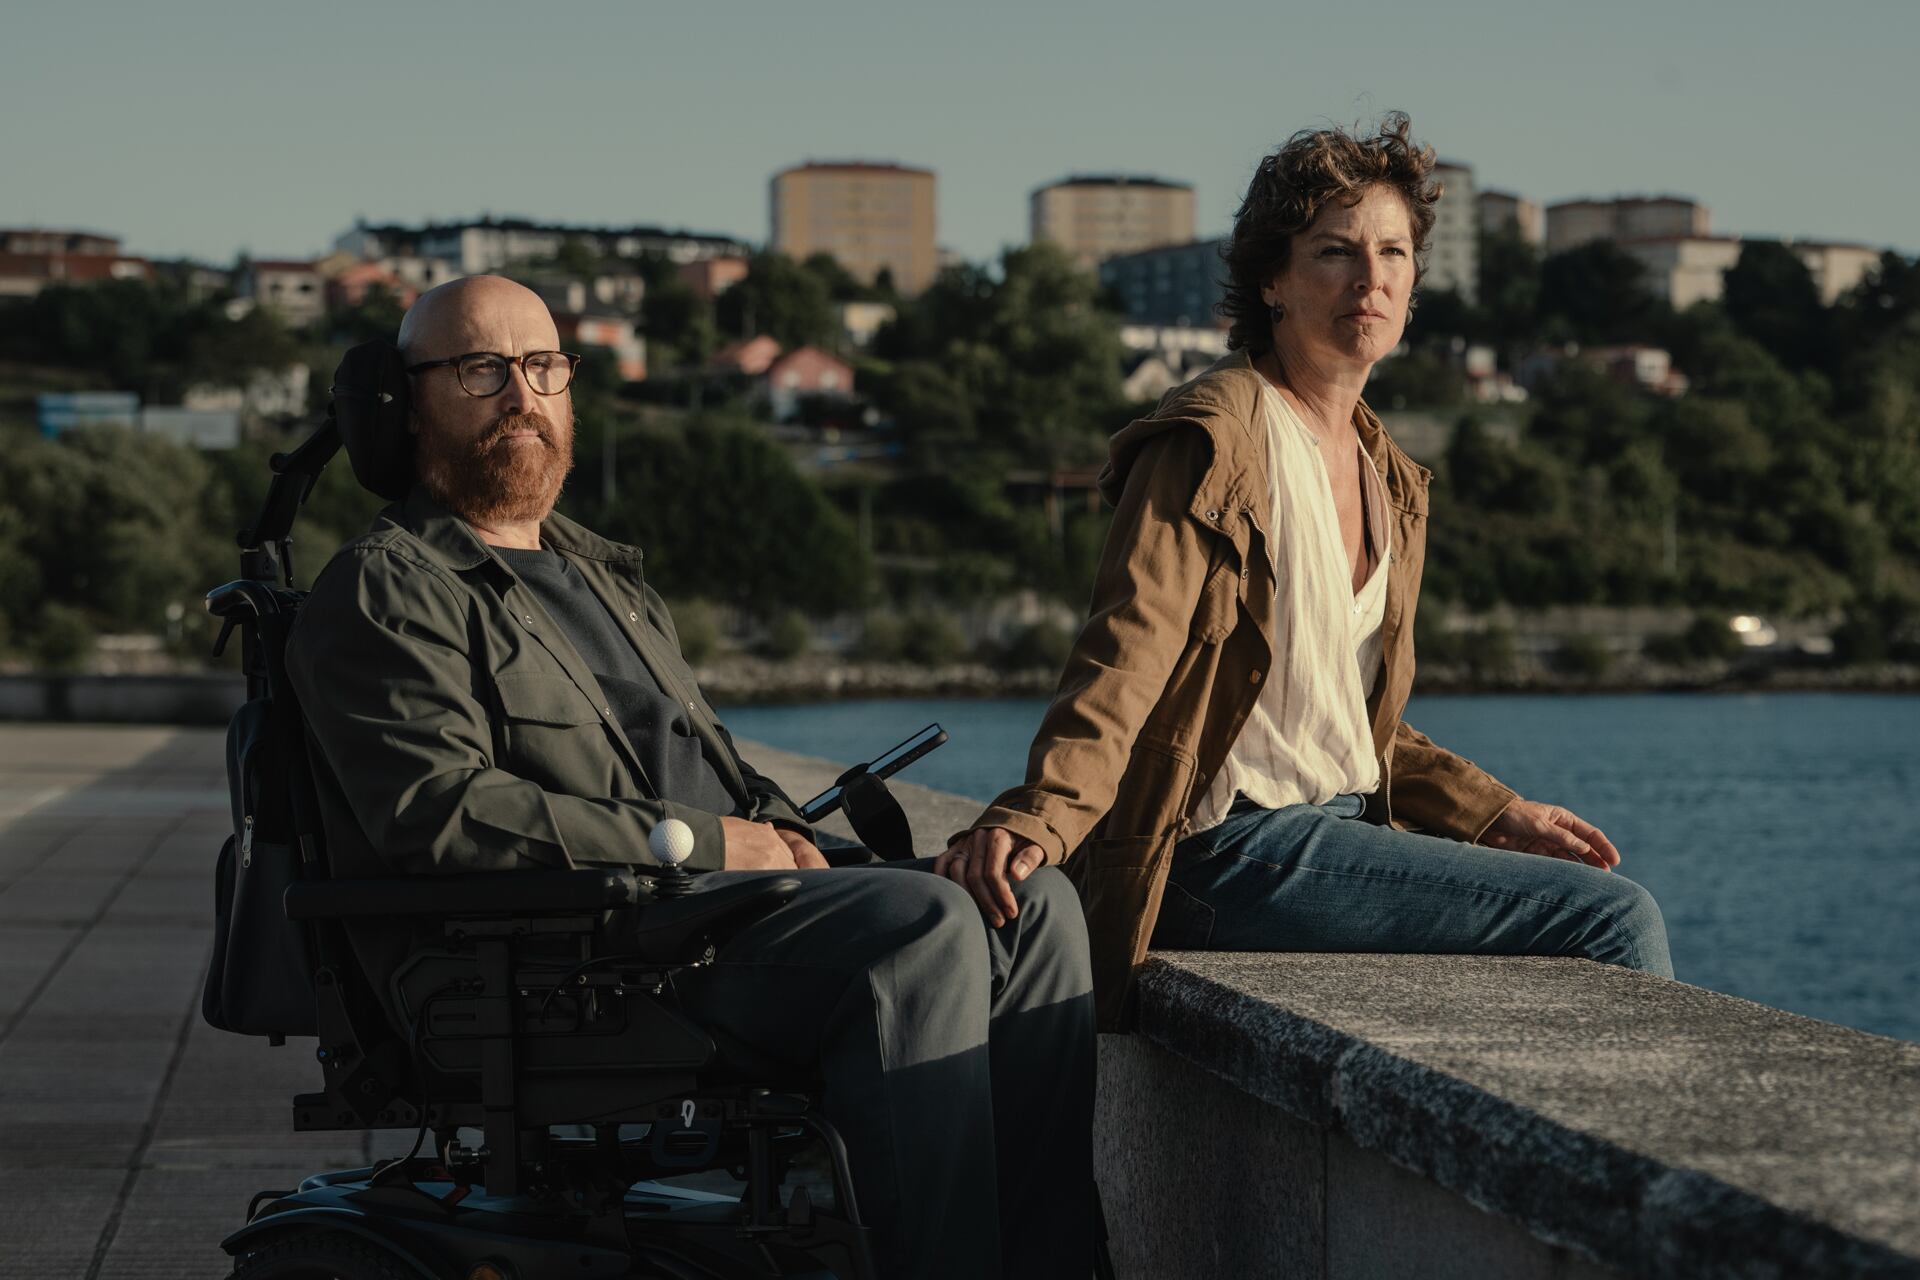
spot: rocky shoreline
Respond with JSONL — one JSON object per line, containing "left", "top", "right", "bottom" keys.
{"left": 694, "top": 654, "right": 1920, "bottom": 704}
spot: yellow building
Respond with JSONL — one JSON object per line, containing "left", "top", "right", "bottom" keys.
{"left": 1792, "top": 241, "right": 1882, "bottom": 305}
{"left": 1619, "top": 236, "right": 1744, "bottom": 308}
{"left": 1029, "top": 175, "right": 1195, "bottom": 271}
{"left": 1545, "top": 197, "right": 1708, "bottom": 255}
{"left": 770, "top": 161, "right": 938, "bottom": 296}
{"left": 1477, "top": 190, "right": 1541, "bottom": 245}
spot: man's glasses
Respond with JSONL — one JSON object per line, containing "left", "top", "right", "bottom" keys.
{"left": 405, "top": 350, "right": 582, "bottom": 398}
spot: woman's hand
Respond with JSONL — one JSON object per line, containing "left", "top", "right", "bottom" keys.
{"left": 935, "top": 826, "right": 1048, "bottom": 926}
{"left": 1481, "top": 799, "right": 1620, "bottom": 870}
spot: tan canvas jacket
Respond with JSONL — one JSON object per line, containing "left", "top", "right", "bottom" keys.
{"left": 972, "top": 352, "right": 1518, "bottom": 1029}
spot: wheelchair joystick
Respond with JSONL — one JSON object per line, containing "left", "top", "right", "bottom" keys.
{"left": 649, "top": 818, "right": 697, "bottom": 898}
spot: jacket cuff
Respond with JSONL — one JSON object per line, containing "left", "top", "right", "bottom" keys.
{"left": 658, "top": 802, "right": 728, "bottom": 872}
{"left": 1461, "top": 785, "right": 1519, "bottom": 844}
{"left": 958, "top": 805, "right": 1070, "bottom": 865}
{"left": 750, "top": 792, "right": 814, "bottom": 839}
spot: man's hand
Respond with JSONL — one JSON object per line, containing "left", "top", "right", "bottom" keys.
{"left": 720, "top": 817, "right": 801, "bottom": 871}
{"left": 773, "top": 826, "right": 830, "bottom": 870}
{"left": 935, "top": 826, "right": 1048, "bottom": 927}
{"left": 1481, "top": 799, "right": 1620, "bottom": 871}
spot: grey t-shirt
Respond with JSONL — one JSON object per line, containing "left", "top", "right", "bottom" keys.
{"left": 494, "top": 545, "right": 740, "bottom": 820}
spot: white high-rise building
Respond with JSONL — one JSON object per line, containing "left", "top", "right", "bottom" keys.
{"left": 1427, "top": 162, "right": 1478, "bottom": 303}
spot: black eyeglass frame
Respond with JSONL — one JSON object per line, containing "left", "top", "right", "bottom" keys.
{"left": 404, "top": 350, "right": 584, "bottom": 398}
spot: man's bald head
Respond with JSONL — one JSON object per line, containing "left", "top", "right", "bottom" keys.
{"left": 397, "top": 274, "right": 575, "bottom": 539}
{"left": 397, "top": 275, "right": 558, "bottom": 363}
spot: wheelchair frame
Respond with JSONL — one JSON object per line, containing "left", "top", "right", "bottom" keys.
{"left": 209, "top": 422, "right": 882, "bottom": 1278}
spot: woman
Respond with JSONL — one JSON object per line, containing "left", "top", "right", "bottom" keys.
{"left": 939, "top": 114, "right": 1670, "bottom": 1029}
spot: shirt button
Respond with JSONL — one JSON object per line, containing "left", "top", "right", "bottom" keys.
{"left": 522, "top": 614, "right": 534, "bottom": 626}
{"left": 1205, "top": 509, "right": 1220, "bottom": 521}
{"left": 602, "top": 705, "right": 612, "bottom": 717}
{"left": 1249, "top": 670, "right": 1264, "bottom": 685}
{"left": 629, "top": 610, "right": 639, "bottom": 622}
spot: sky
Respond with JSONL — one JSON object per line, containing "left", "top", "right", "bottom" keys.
{"left": 5, "top": 0, "right": 1917, "bottom": 267}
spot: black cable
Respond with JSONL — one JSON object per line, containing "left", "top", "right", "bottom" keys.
{"left": 369, "top": 978, "right": 465, "bottom": 1189}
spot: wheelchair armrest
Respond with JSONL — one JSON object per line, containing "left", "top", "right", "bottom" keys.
{"left": 626, "top": 875, "right": 803, "bottom": 963}
{"left": 285, "top": 869, "right": 644, "bottom": 921}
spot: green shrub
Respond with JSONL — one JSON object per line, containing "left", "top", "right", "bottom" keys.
{"left": 1413, "top": 604, "right": 1466, "bottom": 665}
{"left": 1646, "top": 613, "right": 1743, "bottom": 665}
{"left": 1463, "top": 623, "right": 1517, "bottom": 682}
{"left": 857, "top": 613, "right": 907, "bottom": 661}
{"left": 996, "top": 620, "right": 1074, "bottom": 672}
{"left": 30, "top": 604, "right": 95, "bottom": 672}
{"left": 1552, "top": 633, "right": 1614, "bottom": 679}
{"left": 670, "top": 600, "right": 723, "bottom": 665}
{"left": 762, "top": 609, "right": 811, "bottom": 661}
{"left": 902, "top": 612, "right": 968, "bottom": 666}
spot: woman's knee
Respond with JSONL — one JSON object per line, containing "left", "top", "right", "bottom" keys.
{"left": 1588, "top": 876, "right": 1673, "bottom": 978}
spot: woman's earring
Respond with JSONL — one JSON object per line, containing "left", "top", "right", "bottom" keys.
{"left": 1268, "top": 301, "right": 1286, "bottom": 323}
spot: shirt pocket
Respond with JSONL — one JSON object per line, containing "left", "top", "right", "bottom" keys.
{"left": 492, "top": 672, "right": 624, "bottom": 796}
{"left": 494, "top": 672, "right": 603, "bottom": 727}
{"left": 1189, "top": 550, "right": 1242, "bottom": 644}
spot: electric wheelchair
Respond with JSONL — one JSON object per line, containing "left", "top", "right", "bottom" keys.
{"left": 199, "top": 345, "right": 1115, "bottom": 1279}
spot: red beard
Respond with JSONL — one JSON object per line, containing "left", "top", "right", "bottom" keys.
{"left": 416, "top": 410, "right": 574, "bottom": 527}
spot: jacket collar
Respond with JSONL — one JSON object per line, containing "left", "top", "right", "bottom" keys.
{"left": 391, "top": 487, "right": 645, "bottom": 572}
{"left": 1100, "top": 350, "right": 1427, "bottom": 539}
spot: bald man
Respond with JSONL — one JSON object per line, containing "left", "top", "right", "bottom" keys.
{"left": 285, "top": 278, "right": 1097, "bottom": 1280}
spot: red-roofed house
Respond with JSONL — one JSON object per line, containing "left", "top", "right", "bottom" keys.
{"left": 326, "top": 262, "right": 418, "bottom": 310}
{"left": 554, "top": 313, "right": 646, "bottom": 383}
{"left": 1, "top": 229, "right": 121, "bottom": 256}
{"left": 678, "top": 256, "right": 749, "bottom": 302}
{"left": 0, "top": 252, "right": 151, "bottom": 299}
{"left": 238, "top": 259, "right": 325, "bottom": 329}
{"left": 710, "top": 335, "right": 783, "bottom": 377}
{"left": 764, "top": 345, "right": 853, "bottom": 420}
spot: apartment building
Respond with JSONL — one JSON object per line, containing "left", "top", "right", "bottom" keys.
{"left": 770, "top": 162, "right": 938, "bottom": 296}
{"left": 1029, "top": 175, "right": 1195, "bottom": 271}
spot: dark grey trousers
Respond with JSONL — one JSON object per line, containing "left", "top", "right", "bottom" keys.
{"left": 669, "top": 858, "right": 1097, "bottom": 1280}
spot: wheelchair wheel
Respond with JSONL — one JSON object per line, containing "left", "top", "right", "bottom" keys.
{"left": 228, "top": 1228, "right": 419, "bottom": 1279}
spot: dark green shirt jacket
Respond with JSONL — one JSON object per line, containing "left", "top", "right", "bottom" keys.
{"left": 285, "top": 488, "right": 810, "bottom": 889}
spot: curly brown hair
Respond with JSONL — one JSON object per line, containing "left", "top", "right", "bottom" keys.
{"left": 1220, "top": 112, "right": 1442, "bottom": 355}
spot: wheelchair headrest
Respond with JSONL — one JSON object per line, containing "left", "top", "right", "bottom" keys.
{"left": 330, "top": 340, "right": 416, "bottom": 501}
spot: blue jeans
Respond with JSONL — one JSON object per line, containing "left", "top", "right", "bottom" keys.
{"left": 1151, "top": 794, "right": 1673, "bottom": 977}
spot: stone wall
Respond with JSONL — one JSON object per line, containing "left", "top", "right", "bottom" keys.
{"left": 740, "top": 743, "right": 1920, "bottom": 1279}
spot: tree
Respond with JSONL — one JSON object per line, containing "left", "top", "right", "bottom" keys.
{"left": 1366, "top": 350, "right": 1466, "bottom": 408}
{"left": 715, "top": 253, "right": 838, "bottom": 350}
{"left": 802, "top": 252, "right": 869, "bottom": 303}
{"left": 1538, "top": 241, "right": 1664, "bottom": 343}
{"left": 1523, "top": 361, "right": 1645, "bottom": 466}
{"left": 590, "top": 416, "right": 868, "bottom": 614}
{"left": 326, "top": 283, "right": 408, "bottom": 348}
{"left": 0, "top": 426, "right": 229, "bottom": 643}
{"left": 1654, "top": 398, "right": 1772, "bottom": 505}
{"left": 552, "top": 237, "right": 600, "bottom": 278}
{"left": 1721, "top": 241, "right": 1823, "bottom": 371}
{"left": 1404, "top": 287, "right": 1476, "bottom": 353}
{"left": 868, "top": 242, "right": 1124, "bottom": 469}
{"left": 638, "top": 274, "right": 716, "bottom": 371}
{"left": 1477, "top": 225, "right": 1540, "bottom": 362}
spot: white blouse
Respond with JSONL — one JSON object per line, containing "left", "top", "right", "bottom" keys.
{"left": 1188, "top": 383, "right": 1392, "bottom": 832}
